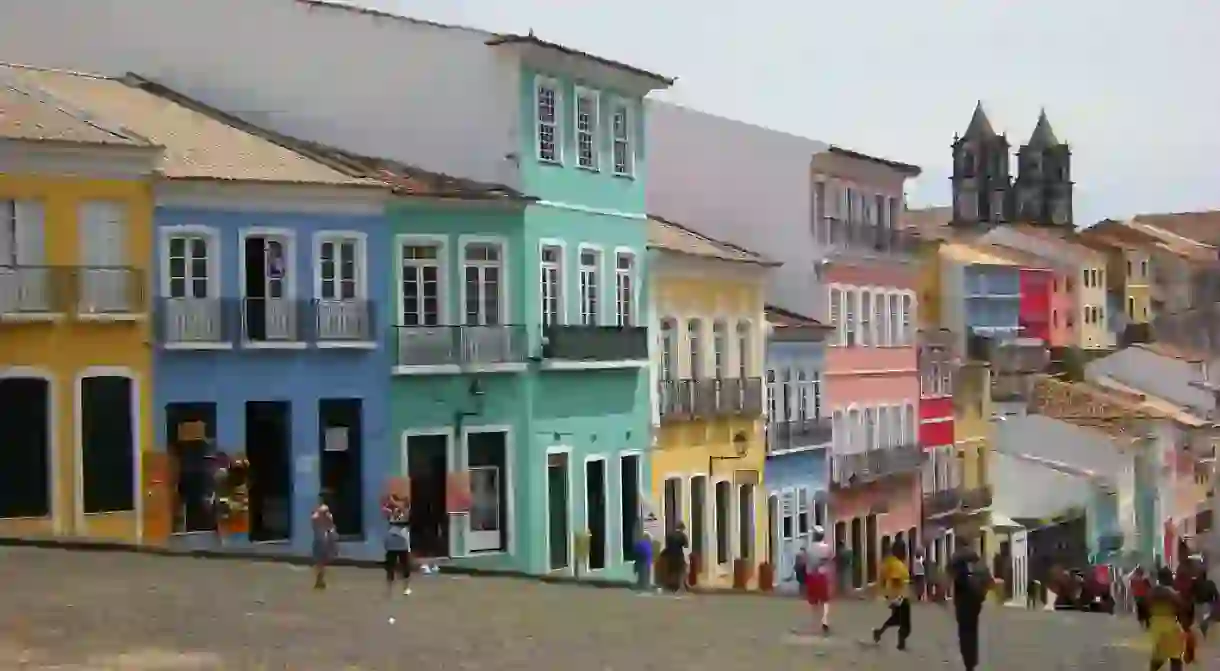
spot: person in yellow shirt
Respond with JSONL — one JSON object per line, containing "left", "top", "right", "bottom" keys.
{"left": 871, "top": 540, "right": 912, "bottom": 650}
{"left": 1148, "top": 567, "right": 1185, "bottom": 671}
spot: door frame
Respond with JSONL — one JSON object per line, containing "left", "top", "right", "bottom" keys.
{"left": 460, "top": 423, "right": 515, "bottom": 557}
{"left": 73, "top": 366, "right": 141, "bottom": 538}
{"left": 400, "top": 426, "right": 456, "bottom": 555}
{"left": 0, "top": 366, "right": 59, "bottom": 532}
{"left": 617, "top": 450, "right": 646, "bottom": 566}
{"left": 237, "top": 227, "right": 301, "bottom": 349}
{"left": 582, "top": 454, "right": 610, "bottom": 573}
{"left": 543, "top": 444, "right": 575, "bottom": 574}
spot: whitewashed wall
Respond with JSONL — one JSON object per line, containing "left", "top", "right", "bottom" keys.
{"left": 1087, "top": 347, "right": 1216, "bottom": 415}
{"left": 992, "top": 452, "right": 1094, "bottom": 520}
{"left": 645, "top": 101, "right": 830, "bottom": 320}
{"left": 0, "top": 0, "right": 519, "bottom": 186}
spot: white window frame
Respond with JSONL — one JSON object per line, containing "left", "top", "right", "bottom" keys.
{"left": 844, "top": 286, "right": 857, "bottom": 346}
{"left": 688, "top": 318, "right": 704, "bottom": 380}
{"left": 396, "top": 234, "right": 449, "bottom": 327}
{"left": 237, "top": 227, "right": 297, "bottom": 302}
{"left": 582, "top": 454, "right": 611, "bottom": 572}
{"left": 578, "top": 244, "right": 603, "bottom": 326}
{"left": 860, "top": 289, "right": 872, "bottom": 346}
{"left": 613, "top": 247, "right": 637, "bottom": 326}
{"left": 712, "top": 320, "right": 728, "bottom": 379}
{"left": 458, "top": 235, "right": 508, "bottom": 326}
{"left": 903, "top": 402, "right": 916, "bottom": 446}
{"left": 736, "top": 320, "right": 752, "bottom": 378}
{"left": 160, "top": 225, "right": 221, "bottom": 298}
{"left": 573, "top": 86, "right": 600, "bottom": 171}
{"left": 828, "top": 286, "right": 843, "bottom": 346}
{"left": 535, "top": 76, "right": 562, "bottom": 164}
{"left": 660, "top": 317, "right": 678, "bottom": 380}
{"left": 610, "top": 97, "right": 635, "bottom": 178}
{"left": 312, "top": 231, "right": 368, "bottom": 301}
{"left": 901, "top": 291, "right": 915, "bottom": 344}
{"left": 873, "top": 287, "right": 887, "bottom": 346}
{"left": 539, "top": 238, "right": 567, "bottom": 327}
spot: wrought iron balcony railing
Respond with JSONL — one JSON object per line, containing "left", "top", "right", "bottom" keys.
{"left": 241, "top": 297, "right": 307, "bottom": 343}
{"left": 1, "top": 265, "right": 145, "bottom": 318}
{"left": 767, "top": 417, "right": 833, "bottom": 453}
{"left": 156, "top": 297, "right": 238, "bottom": 346}
{"left": 543, "top": 325, "right": 649, "bottom": 361}
{"left": 0, "top": 265, "right": 70, "bottom": 316}
{"left": 660, "top": 378, "right": 765, "bottom": 421}
{"left": 394, "top": 324, "right": 527, "bottom": 367}
{"left": 831, "top": 442, "right": 924, "bottom": 486}
{"left": 314, "top": 299, "right": 375, "bottom": 343}
{"left": 923, "top": 485, "right": 993, "bottom": 517}
{"left": 76, "top": 266, "right": 146, "bottom": 316}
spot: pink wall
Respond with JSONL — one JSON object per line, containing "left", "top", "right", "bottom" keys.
{"left": 1049, "top": 272, "right": 1075, "bottom": 347}
{"left": 832, "top": 475, "right": 922, "bottom": 536}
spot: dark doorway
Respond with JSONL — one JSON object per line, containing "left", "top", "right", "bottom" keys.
{"left": 618, "top": 453, "right": 639, "bottom": 561}
{"left": 715, "top": 480, "right": 731, "bottom": 567}
{"left": 767, "top": 494, "right": 778, "bottom": 568}
{"left": 243, "top": 235, "right": 288, "bottom": 342}
{"left": 690, "top": 475, "right": 707, "bottom": 562}
{"left": 80, "top": 376, "right": 134, "bottom": 513}
{"left": 0, "top": 377, "right": 50, "bottom": 518}
{"left": 585, "top": 458, "right": 607, "bottom": 571}
{"left": 468, "top": 431, "right": 507, "bottom": 553}
{"left": 865, "top": 514, "right": 878, "bottom": 583}
{"left": 547, "top": 452, "right": 570, "bottom": 570}
{"left": 663, "top": 477, "right": 682, "bottom": 533}
{"left": 318, "top": 398, "right": 363, "bottom": 538}
{"left": 245, "top": 401, "right": 291, "bottom": 542}
{"left": 165, "top": 402, "right": 217, "bottom": 533}
{"left": 406, "top": 433, "right": 448, "bottom": 558}
{"left": 850, "top": 517, "right": 863, "bottom": 588}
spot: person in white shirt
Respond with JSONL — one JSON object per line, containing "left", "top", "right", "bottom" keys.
{"left": 912, "top": 549, "right": 927, "bottom": 601}
{"left": 805, "top": 526, "right": 834, "bottom": 634}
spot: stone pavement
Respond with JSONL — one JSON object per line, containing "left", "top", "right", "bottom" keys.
{"left": 0, "top": 546, "right": 1214, "bottom": 670}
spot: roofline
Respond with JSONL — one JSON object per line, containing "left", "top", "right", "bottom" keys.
{"left": 125, "top": 74, "right": 530, "bottom": 201}
{"left": 0, "top": 135, "right": 163, "bottom": 153}
{"left": 646, "top": 244, "right": 782, "bottom": 268}
{"left": 485, "top": 34, "right": 675, "bottom": 87}
{"left": 765, "top": 304, "right": 829, "bottom": 328}
{"left": 648, "top": 213, "right": 779, "bottom": 266}
{"left": 294, "top": 0, "right": 492, "bottom": 37}
{"left": 826, "top": 146, "right": 921, "bottom": 177}
{"left": 159, "top": 175, "right": 388, "bottom": 191}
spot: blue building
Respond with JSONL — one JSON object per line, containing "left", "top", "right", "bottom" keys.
{"left": 137, "top": 81, "right": 395, "bottom": 558}
{"left": 763, "top": 306, "right": 832, "bottom": 591}
{"left": 939, "top": 243, "right": 1023, "bottom": 351}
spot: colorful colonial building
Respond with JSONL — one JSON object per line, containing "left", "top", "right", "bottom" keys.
{"left": 648, "top": 216, "right": 772, "bottom": 588}
{"left": 0, "top": 70, "right": 160, "bottom": 543}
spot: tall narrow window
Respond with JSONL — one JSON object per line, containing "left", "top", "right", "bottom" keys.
{"left": 865, "top": 407, "right": 877, "bottom": 450}
{"left": 463, "top": 242, "right": 502, "bottom": 325}
{"left": 873, "top": 289, "right": 887, "bottom": 345}
{"left": 575, "top": 88, "right": 599, "bottom": 170}
{"left": 540, "top": 244, "right": 562, "bottom": 326}
{"left": 736, "top": 321, "right": 751, "bottom": 378}
{"left": 318, "top": 237, "right": 361, "bottom": 300}
{"left": 714, "top": 480, "right": 731, "bottom": 566}
{"left": 860, "top": 290, "right": 873, "bottom": 346}
{"left": 844, "top": 288, "right": 857, "bottom": 346}
{"left": 579, "top": 248, "right": 600, "bottom": 325}
{"left": 400, "top": 242, "right": 442, "bottom": 326}
{"left": 797, "top": 371, "right": 809, "bottom": 422}
{"left": 781, "top": 370, "right": 792, "bottom": 423}
{"left": 848, "top": 408, "right": 862, "bottom": 452}
{"left": 614, "top": 251, "right": 634, "bottom": 326}
{"left": 901, "top": 293, "right": 913, "bottom": 344}
{"left": 536, "top": 79, "right": 560, "bottom": 163}
{"left": 688, "top": 320, "right": 703, "bottom": 380}
{"left": 766, "top": 370, "right": 777, "bottom": 422}
{"left": 829, "top": 288, "right": 843, "bottom": 346}
{"left": 813, "top": 372, "right": 822, "bottom": 419}
{"left": 903, "top": 402, "right": 916, "bottom": 445}
{"left": 660, "top": 318, "right": 677, "bottom": 380}
{"left": 611, "top": 101, "right": 633, "bottom": 176}
{"left": 713, "top": 321, "right": 728, "bottom": 379}
{"left": 887, "top": 293, "right": 899, "bottom": 346}
{"left": 878, "top": 406, "right": 891, "bottom": 448}
{"left": 167, "top": 234, "right": 211, "bottom": 299}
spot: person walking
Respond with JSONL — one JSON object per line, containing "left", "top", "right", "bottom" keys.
{"left": 1130, "top": 566, "right": 1153, "bottom": 629}
{"left": 310, "top": 494, "right": 337, "bottom": 590}
{"left": 949, "top": 536, "right": 992, "bottom": 671}
{"left": 911, "top": 549, "right": 927, "bottom": 601}
{"left": 805, "top": 527, "right": 834, "bottom": 634}
{"left": 661, "top": 522, "right": 689, "bottom": 592}
{"left": 633, "top": 529, "right": 655, "bottom": 592}
{"left": 871, "top": 539, "right": 911, "bottom": 651}
{"left": 1148, "top": 567, "right": 1186, "bottom": 671}
{"left": 382, "top": 492, "right": 412, "bottom": 597}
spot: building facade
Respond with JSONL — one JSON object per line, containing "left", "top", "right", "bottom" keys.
{"left": 764, "top": 306, "right": 832, "bottom": 592}
{"left": 648, "top": 218, "right": 772, "bottom": 588}
{"left": 0, "top": 74, "right": 160, "bottom": 543}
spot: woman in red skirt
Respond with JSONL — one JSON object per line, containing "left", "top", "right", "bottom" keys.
{"left": 806, "top": 526, "right": 834, "bottom": 634}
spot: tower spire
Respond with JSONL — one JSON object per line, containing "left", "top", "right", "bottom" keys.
{"left": 963, "top": 101, "right": 996, "bottom": 139}
{"left": 1027, "top": 108, "right": 1060, "bottom": 148}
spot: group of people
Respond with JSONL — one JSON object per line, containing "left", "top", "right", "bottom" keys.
{"left": 308, "top": 489, "right": 421, "bottom": 596}
{"left": 794, "top": 527, "right": 994, "bottom": 671}
{"left": 1128, "top": 558, "right": 1218, "bottom": 669}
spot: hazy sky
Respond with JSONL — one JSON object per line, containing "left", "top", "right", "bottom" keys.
{"left": 368, "top": 0, "right": 1219, "bottom": 224}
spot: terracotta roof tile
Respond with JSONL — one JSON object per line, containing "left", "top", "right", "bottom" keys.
{"left": 0, "top": 78, "right": 150, "bottom": 147}
{"left": 765, "top": 305, "right": 825, "bottom": 327}
{"left": 648, "top": 215, "right": 778, "bottom": 266}
{"left": 1133, "top": 211, "right": 1220, "bottom": 246}
{"left": 1, "top": 64, "right": 378, "bottom": 187}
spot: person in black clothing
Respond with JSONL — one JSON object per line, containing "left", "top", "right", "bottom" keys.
{"left": 661, "top": 522, "right": 689, "bottom": 592}
{"left": 949, "top": 537, "right": 990, "bottom": 671}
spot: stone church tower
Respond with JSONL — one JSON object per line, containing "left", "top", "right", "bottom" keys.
{"left": 1014, "top": 109, "right": 1074, "bottom": 226}
{"left": 950, "top": 102, "right": 1012, "bottom": 227}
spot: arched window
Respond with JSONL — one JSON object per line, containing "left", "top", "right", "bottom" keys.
{"left": 712, "top": 320, "right": 728, "bottom": 379}
{"left": 659, "top": 318, "right": 677, "bottom": 380}
{"left": 736, "top": 321, "right": 752, "bottom": 378}
{"left": 687, "top": 319, "right": 703, "bottom": 380}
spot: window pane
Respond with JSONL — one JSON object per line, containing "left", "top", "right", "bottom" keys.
{"left": 168, "top": 237, "right": 185, "bottom": 258}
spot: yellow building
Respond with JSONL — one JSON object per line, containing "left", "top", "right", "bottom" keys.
{"left": 647, "top": 216, "right": 776, "bottom": 589}
{"left": 0, "top": 80, "right": 161, "bottom": 542}
{"left": 1079, "top": 223, "right": 1154, "bottom": 326}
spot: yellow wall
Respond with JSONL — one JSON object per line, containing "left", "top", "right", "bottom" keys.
{"left": 652, "top": 270, "right": 767, "bottom": 587}
{"left": 1076, "top": 263, "right": 1110, "bottom": 350}
{"left": 917, "top": 242, "right": 942, "bottom": 330}
{"left": 952, "top": 364, "right": 992, "bottom": 491}
{"left": 0, "top": 172, "right": 154, "bottom": 543}
{"left": 1124, "top": 251, "right": 1152, "bottom": 324}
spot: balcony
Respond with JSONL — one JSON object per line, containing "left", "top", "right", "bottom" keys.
{"left": 660, "top": 378, "right": 765, "bottom": 421}
{"left": 0, "top": 265, "right": 69, "bottom": 317}
{"left": 241, "top": 297, "right": 307, "bottom": 345}
{"left": 826, "top": 221, "right": 920, "bottom": 258}
{"left": 75, "top": 266, "right": 145, "bottom": 318}
{"left": 314, "top": 299, "right": 374, "bottom": 344}
{"left": 542, "top": 325, "right": 648, "bottom": 362}
{"left": 967, "top": 332, "right": 1048, "bottom": 374}
{"left": 831, "top": 442, "right": 924, "bottom": 487}
{"left": 156, "top": 297, "right": 237, "bottom": 348}
{"left": 394, "top": 325, "right": 527, "bottom": 368}
{"left": 923, "top": 485, "right": 993, "bottom": 518}
{"left": 767, "top": 417, "right": 833, "bottom": 453}
{"left": 2, "top": 265, "right": 145, "bottom": 320}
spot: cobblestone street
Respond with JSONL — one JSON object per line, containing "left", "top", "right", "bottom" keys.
{"left": 0, "top": 546, "right": 1213, "bottom": 670}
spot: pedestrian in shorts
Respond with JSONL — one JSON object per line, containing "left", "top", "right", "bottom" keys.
{"left": 382, "top": 492, "right": 412, "bottom": 597}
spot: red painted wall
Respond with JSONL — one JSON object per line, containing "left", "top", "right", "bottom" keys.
{"left": 1019, "top": 268, "right": 1053, "bottom": 342}
{"left": 919, "top": 418, "right": 954, "bottom": 449}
